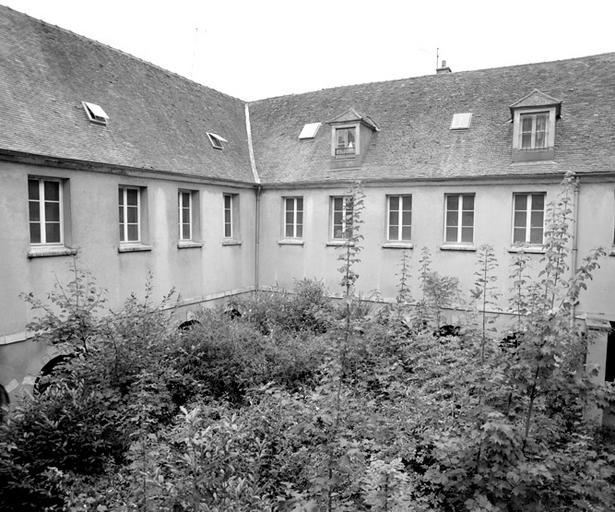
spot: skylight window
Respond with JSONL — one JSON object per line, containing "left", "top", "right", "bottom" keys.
{"left": 450, "top": 112, "right": 472, "bottom": 130}
{"left": 82, "top": 101, "right": 109, "bottom": 125}
{"left": 299, "top": 122, "right": 321, "bottom": 140}
{"left": 207, "top": 132, "right": 227, "bottom": 150}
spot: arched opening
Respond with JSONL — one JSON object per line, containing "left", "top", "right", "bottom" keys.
{"left": 178, "top": 319, "right": 201, "bottom": 331}
{"left": 33, "top": 353, "right": 76, "bottom": 395}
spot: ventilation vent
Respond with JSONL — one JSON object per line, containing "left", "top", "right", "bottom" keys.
{"left": 450, "top": 113, "right": 472, "bottom": 130}
{"left": 82, "top": 101, "right": 109, "bottom": 125}
{"left": 298, "top": 122, "right": 321, "bottom": 140}
{"left": 207, "top": 132, "right": 227, "bottom": 149}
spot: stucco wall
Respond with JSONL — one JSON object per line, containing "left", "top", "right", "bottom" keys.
{"left": 0, "top": 161, "right": 256, "bottom": 392}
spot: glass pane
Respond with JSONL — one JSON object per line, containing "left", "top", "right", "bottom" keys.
{"left": 182, "top": 224, "right": 190, "bottom": 240}
{"left": 224, "top": 195, "right": 231, "bottom": 209}
{"left": 296, "top": 197, "right": 303, "bottom": 211}
{"left": 461, "top": 211, "right": 473, "bottom": 227}
{"left": 334, "top": 197, "right": 343, "bottom": 211}
{"left": 45, "top": 222, "right": 61, "bottom": 243}
{"left": 446, "top": 210, "right": 458, "bottom": 227}
{"left": 535, "top": 131, "right": 545, "bottom": 148}
{"left": 127, "top": 224, "right": 139, "bottom": 241}
{"left": 118, "top": 188, "right": 123, "bottom": 206}
{"left": 401, "top": 226, "right": 411, "bottom": 240}
{"left": 127, "top": 206, "right": 138, "bottom": 223}
{"left": 181, "top": 193, "right": 190, "bottom": 208}
{"left": 297, "top": 211, "right": 303, "bottom": 226}
{"left": 225, "top": 223, "right": 232, "bottom": 238}
{"left": 347, "top": 128, "right": 355, "bottom": 146}
{"left": 402, "top": 195, "right": 412, "bottom": 210}
{"left": 224, "top": 208, "right": 231, "bottom": 224}
{"left": 28, "top": 180, "right": 39, "bottom": 200}
{"left": 531, "top": 194, "right": 544, "bottom": 210}
{"left": 44, "top": 181, "right": 59, "bottom": 201}
{"left": 45, "top": 202, "right": 60, "bottom": 222}
{"left": 119, "top": 206, "right": 124, "bottom": 223}
{"left": 536, "top": 114, "right": 547, "bottom": 131}
{"left": 446, "top": 195, "right": 458, "bottom": 210}
{"left": 445, "top": 227, "right": 457, "bottom": 242}
{"left": 389, "top": 210, "right": 399, "bottom": 227}
{"left": 530, "top": 211, "right": 544, "bottom": 228}
{"left": 514, "top": 211, "right": 527, "bottom": 228}
{"left": 29, "top": 201, "right": 40, "bottom": 221}
{"left": 30, "top": 223, "right": 41, "bottom": 243}
{"left": 514, "top": 194, "right": 527, "bottom": 210}
{"left": 462, "top": 195, "right": 474, "bottom": 210}
{"left": 286, "top": 212, "right": 294, "bottom": 224}
{"left": 119, "top": 224, "right": 124, "bottom": 242}
{"left": 126, "top": 189, "right": 138, "bottom": 206}
{"left": 388, "top": 225, "right": 397, "bottom": 241}
{"left": 389, "top": 196, "right": 399, "bottom": 211}
{"left": 461, "top": 227, "right": 473, "bottom": 243}
{"left": 285, "top": 224, "right": 293, "bottom": 238}
{"left": 521, "top": 133, "right": 532, "bottom": 149}
{"left": 296, "top": 224, "right": 303, "bottom": 238}
{"left": 521, "top": 116, "right": 533, "bottom": 132}
{"left": 530, "top": 227, "right": 543, "bottom": 244}
{"left": 402, "top": 211, "right": 411, "bottom": 226}
{"left": 333, "top": 210, "right": 343, "bottom": 227}
{"left": 513, "top": 227, "right": 526, "bottom": 243}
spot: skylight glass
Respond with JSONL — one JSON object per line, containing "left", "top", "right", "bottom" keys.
{"left": 207, "top": 132, "right": 227, "bottom": 149}
{"left": 82, "top": 101, "right": 109, "bottom": 125}
{"left": 298, "top": 122, "right": 321, "bottom": 139}
{"left": 450, "top": 113, "right": 472, "bottom": 130}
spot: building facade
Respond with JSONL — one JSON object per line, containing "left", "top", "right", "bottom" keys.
{"left": 0, "top": 6, "right": 614, "bottom": 407}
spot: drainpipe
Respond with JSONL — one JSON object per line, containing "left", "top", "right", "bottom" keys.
{"left": 255, "top": 184, "right": 261, "bottom": 292}
{"left": 570, "top": 176, "right": 580, "bottom": 326}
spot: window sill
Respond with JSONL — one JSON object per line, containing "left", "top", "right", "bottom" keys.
{"left": 278, "top": 239, "right": 304, "bottom": 246}
{"left": 222, "top": 240, "right": 242, "bottom": 246}
{"left": 28, "top": 246, "right": 78, "bottom": 259}
{"left": 118, "top": 244, "right": 152, "bottom": 253}
{"left": 178, "top": 241, "right": 203, "bottom": 249}
{"left": 609, "top": 248, "right": 615, "bottom": 257}
{"left": 508, "top": 245, "right": 545, "bottom": 254}
{"left": 440, "top": 244, "right": 476, "bottom": 252}
{"left": 326, "top": 240, "right": 354, "bottom": 247}
{"left": 382, "top": 242, "right": 413, "bottom": 250}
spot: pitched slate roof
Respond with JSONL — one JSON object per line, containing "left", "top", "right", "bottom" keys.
{"left": 248, "top": 53, "right": 615, "bottom": 184}
{"left": 0, "top": 5, "right": 254, "bottom": 183}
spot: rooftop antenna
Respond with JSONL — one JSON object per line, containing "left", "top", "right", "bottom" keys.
{"left": 436, "top": 47, "right": 439, "bottom": 69}
{"left": 190, "top": 27, "right": 199, "bottom": 79}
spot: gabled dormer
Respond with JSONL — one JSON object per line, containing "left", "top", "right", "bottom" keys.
{"left": 326, "top": 108, "right": 379, "bottom": 164}
{"left": 509, "top": 89, "right": 562, "bottom": 162}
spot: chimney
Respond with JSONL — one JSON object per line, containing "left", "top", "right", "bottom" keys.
{"left": 436, "top": 59, "right": 452, "bottom": 74}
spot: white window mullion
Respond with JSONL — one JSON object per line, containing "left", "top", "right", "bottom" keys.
{"left": 293, "top": 198, "right": 298, "bottom": 238}
{"left": 397, "top": 200, "right": 402, "bottom": 241}
{"left": 457, "top": 194, "right": 463, "bottom": 243}
{"left": 136, "top": 189, "right": 141, "bottom": 242}
{"left": 525, "top": 194, "right": 532, "bottom": 243}
{"left": 39, "top": 180, "right": 46, "bottom": 244}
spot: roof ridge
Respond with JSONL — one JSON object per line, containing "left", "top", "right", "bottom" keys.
{"left": 248, "top": 51, "right": 615, "bottom": 105}
{"left": 0, "top": 4, "right": 247, "bottom": 103}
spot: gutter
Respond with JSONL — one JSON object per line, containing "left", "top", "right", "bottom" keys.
{"left": 570, "top": 176, "right": 580, "bottom": 326}
{"left": 244, "top": 104, "right": 261, "bottom": 291}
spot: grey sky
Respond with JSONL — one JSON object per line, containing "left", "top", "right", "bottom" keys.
{"left": 3, "top": 0, "right": 614, "bottom": 101}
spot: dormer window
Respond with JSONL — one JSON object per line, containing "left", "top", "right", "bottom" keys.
{"left": 82, "top": 101, "right": 108, "bottom": 125}
{"left": 207, "top": 132, "right": 227, "bottom": 150}
{"left": 510, "top": 89, "right": 561, "bottom": 162}
{"left": 335, "top": 126, "right": 356, "bottom": 156}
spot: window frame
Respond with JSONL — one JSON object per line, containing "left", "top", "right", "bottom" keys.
{"left": 512, "top": 192, "right": 546, "bottom": 246}
{"left": 330, "top": 195, "right": 353, "bottom": 240}
{"left": 444, "top": 193, "right": 475, "bottom": 244}
{"left": 386, "top": 194, "right": 412, "bottom": 242}
{"left": 118, "top": 186, "right": 142, "bottom": 244}
{"left": 283, "top": 196, "right": 304, "bottom": 239}
{"left": 331, "top": 124, "right": 359, "bottom": 157}
{"left": 512, "top": 107, "right": 556, "bottom": 151}
{"left": 178, "top": 190, "right": 193, "bottom": 241}
{"left": 223, "top": 193, "right": 240, "bottom": 241}
{"left": 28, "top": 177, "right": 64, "bottom": 246}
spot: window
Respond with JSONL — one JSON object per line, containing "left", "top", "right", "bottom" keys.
{"left": 513, "top": 193, "right": 545, "bottom": 245}
{"left": 82, "top": 101, "right": 109, "bottom": 125}
{"left": 284, "top": 197, "right": 303, "bottom": 238}
{"left": 223, "top": 193, "right": 239, "bottom": 239}
{"left": 519, "top": 112, "right": 548, "bottom": 150}
{"left": 450, "top": 113, "right": 472, "bottom": 130}
{"left": 28, "top": 178, "right": 63, "bottom": 245}
{"left": 299, "top": 123, "right": 321, "bottom": 140}
{"left": 207, "top": 132, "right": 227, "bottom": 150}
{"left": 334, "top": 127, "right": 356, "bottom": 156}
{"left": 387, "top": 195, "right": 412, "bottom": 241}
{"left": 178, "top": 191, "right": 193, "bottom": 241}
{"left": 331, "top": 196, "right": 353, "bottom": 240}
{"left": 445, "top": 194, "right": 474, "bottom": 244}
{"left": 119, "top": 187, "right": 141, "bottom": 243}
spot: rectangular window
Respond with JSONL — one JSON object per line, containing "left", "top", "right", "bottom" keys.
{"left": 284, "top": 197, "right": 304, "bottom": 238}
{"left": 119, "top": 186, "right": 141, "bottom": 243}
{"left": 387, "top": 195, "right": 412, "bottom": 241}
{"left": 513, "top": 193, "right": 545, "bottom": 245}
{"left": 445, "top": 194, "right": 474, "bottom": 244}
{"left": 331, "top": 196, "right": 353, "bottom": 240}
{"left": 335, "top": 127, "right": 356, "bottom": 156}
{"left": 223, "top": 193, "right": 239, "bottom": 239}
{"left": 178, "top": 191, "right": 192, "bottom": 241}
{"left": 520, "top": 112, "right": 548, "bottom": 149}
{"left": 28, "top": 178, "right": 63, "bottom": 245}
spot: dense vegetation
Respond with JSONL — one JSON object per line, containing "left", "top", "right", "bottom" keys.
{"left": 1, "top": 177, "right": 614, "bottom": 511}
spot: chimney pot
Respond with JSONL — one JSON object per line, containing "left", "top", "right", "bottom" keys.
{"left": 436, "top": 60, "right": 452, "bottom": 74}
